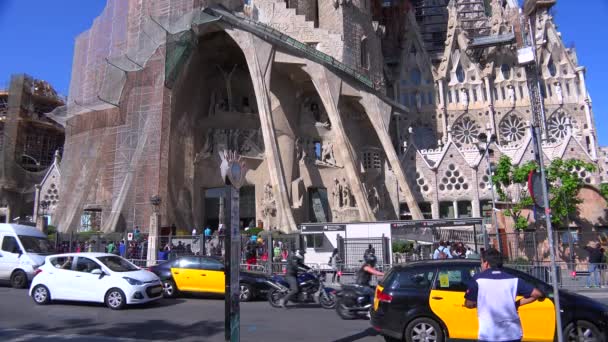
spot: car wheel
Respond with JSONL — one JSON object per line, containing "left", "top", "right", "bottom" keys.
{"left": 336, "top": 297, "right": 356, "bottom": 320}
{"left": 239, "top": 283, "right": 253, "bottom": 302}
{"left": 404, "top": 317, "right": 444, "bottom": 342}
{"left": 162, "top": 280, "right": 178, "bottom": 298}
{"left": 32, "top": 285, "right": 51, "bottom": 305}
{"left": 564, "top": 321, "right": 603, "bottom": 342}
{"left": 105, "top": 288, "right": 126, "bottom": 310}
{"left": 10, "top": 270, "right": 27, "bottom": 289}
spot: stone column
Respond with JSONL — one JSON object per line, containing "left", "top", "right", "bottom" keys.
{"left": 231, "top": 32, "right": 297, "bottom": 232}
{"left": 484, "top": 77, "right": 496, "bottom": 134}
{"left": 577, "top": 68, "right": 598, "bottom": 160}
{"left": 438, "top": 80, "right": 448, "bottom": 143}
{"left": 359, "top": 92, "right": 424, "bottom": 220}
{"left": 33, "top": 185, "right": 41, "bottom": 221}
{"left": 453, "top": 200, "right": 459, "bottom": 219}
{"left": 472, "top": 169, "right": 481, "bottom": 217}
{"left": 306, "top": 64, "right": 373, "bottom": 221}
{"left": 432, "top": 171, "right": 440, "bottom": 219}
{"left": 146, "top": 213, "right": 160, "bottom": 267}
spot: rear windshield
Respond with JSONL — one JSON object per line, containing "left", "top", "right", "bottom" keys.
{"left": 18, "top": 235, "right": 55, "bottom": 255}
{"left": 97, "top": 256, "right": 139, "bottom": 272}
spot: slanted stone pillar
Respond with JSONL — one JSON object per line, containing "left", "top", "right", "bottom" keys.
{"left": 147, "top": 212, "right": 160, "bottom": 267}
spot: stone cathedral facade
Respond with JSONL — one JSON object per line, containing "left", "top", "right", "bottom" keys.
{"left": 46, "top": 0, "right": 604, "bottom": 233}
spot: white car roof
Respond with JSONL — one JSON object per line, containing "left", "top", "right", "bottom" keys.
{"left": 0, "top": 223, "right": 47, "bottom": 237}
{"left": 45, "top": 252, "right": 119, "bottom": 260}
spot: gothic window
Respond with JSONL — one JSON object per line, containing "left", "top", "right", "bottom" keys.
{"left": 499, "top": 114, "right": 526, "bottom": 143}
{"left": 478, "top": 168, "right": 491, "bottom": 191}
{"left": 362, "top": 151, "right": 382, "bottom": 170}
{"left": 360, "top": 37, "right": 369, "bottom": 70}
{"left": 439, "top": 164, "right": 470, "bottom": 192}
{"left": 415, "top": 172, "right": 431, "bottom": 194}
{"left": 547, "top": 112, "right": 571, "bottom": 141}
{"left": 452, "top": 117, "right": 480, "bottom": 146}
{"left": 547, "top": 56, "right": 557, "bottom": 77}
{"left": 501, "top": 64, "right": 511, "bottom": 80}
{"left": 456, "top": 64, "right": 465, "bottom": 83}
{"left": 482, "top": 87, "right": 488, "bottom": 101}
{"left": 519, "top": 85, "right": 524, "bottom": 99}
{"left": 410, "top": 68, "right": 422, "bottom": 86}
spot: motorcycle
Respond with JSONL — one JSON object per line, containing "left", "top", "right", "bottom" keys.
{"left": 335, "top": 284, "right": 375, "bottom": 320}
{"left": 267, "top": 269, "right": 337, "bottom": 309}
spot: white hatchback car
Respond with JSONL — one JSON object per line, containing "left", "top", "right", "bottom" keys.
{"left": 29, "top": 253, "right": 163, "bottom": 310}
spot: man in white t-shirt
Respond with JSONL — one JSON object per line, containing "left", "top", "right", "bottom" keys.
{"left": 464, "top": 248, "right": 544, "bottom": 342}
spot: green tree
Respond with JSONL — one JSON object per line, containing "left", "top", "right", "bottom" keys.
{"left": 601, "top": 183, "right": 608, "bottom": 201}
{"left": 491, "top": 156, "right": 595, "bottom": 229}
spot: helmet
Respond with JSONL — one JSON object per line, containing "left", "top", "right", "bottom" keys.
{"left": 295, "top": 249, "right": 306, "bottom": 258}
{"left": 364, "top": 253, "right": 377, "bottom": 267}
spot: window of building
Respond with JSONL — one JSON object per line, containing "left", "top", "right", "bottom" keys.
{"left": 457, "top": 201, "right": 472, "bottom": 218}
{"left": 482, "top": 87, "right": 488, "bottom": 101}
{"left": 519, "top": 85, "right": 524, "bottom": 99}
{"left": 456, "top": 64, "right": 465, "bottom": 83}
{"left": 363, "top": 150, "right": 382, "bottom": 170}
{"left": 305, "top": 234, "right": 323, "bottom": 249}
{"left": 439, "top": 202, "right": 455, "bottom": 219}
{"left": 420, "top": 202, "right": 433, "bottom": 219}
{"left": 410, "top": 68, "right": 422, "bottom": 86}
{"left": 501, "top": 64, "right": 511, "bottom": 80}
{"left": 314, "top": 141, "right": 322, "bottom": 160}
{"left": 548, "top": 57, "right": 557, "bottom": 77}
{"left": 480, "top": 200, "right": 492, "bottom": 219}
{"left": 360, "top": 37, "right": 369, "bottom": 70}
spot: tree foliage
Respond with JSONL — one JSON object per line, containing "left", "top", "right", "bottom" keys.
{"left": 491, "top": 156, "right": 595, "bottom": 229}
{"left": 601, "top": 183, "right": 608, "bottom": 202}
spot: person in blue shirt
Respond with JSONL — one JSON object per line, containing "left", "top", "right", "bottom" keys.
{"left": 204, "top": 226, "right": 212, "bottom": 237}
{"left": 464, "top": 248, "right": 544, "bottom": 342}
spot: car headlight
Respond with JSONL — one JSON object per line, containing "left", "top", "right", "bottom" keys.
{"left": 123, "top": 277, "right": 143, "bottom": 285}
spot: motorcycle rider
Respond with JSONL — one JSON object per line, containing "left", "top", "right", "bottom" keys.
{"left": 356, "top": 250, "right": 384, "bottom": 307}
{"left": 281, "top": 249, "right": 311, "bottom": 308}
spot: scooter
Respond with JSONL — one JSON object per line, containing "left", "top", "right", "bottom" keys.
{"left": 335, "top": 284, "right": 375, "bottom": 320}
{"left": 266, "top": 269, "right": 337, "bottom": 309}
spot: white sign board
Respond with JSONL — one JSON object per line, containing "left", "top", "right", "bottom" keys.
{"left": 127, "top": 233, "right": 133, "bottom": 241}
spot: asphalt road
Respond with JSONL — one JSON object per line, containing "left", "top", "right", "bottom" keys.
{"left": 1, "top": 286, "right": 607, "bottom": 342}
{"left": 0, "top": 286, "right": 380, "bottom": 342}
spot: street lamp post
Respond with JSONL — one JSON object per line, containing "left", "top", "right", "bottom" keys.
{"left": 477, "top": 132, "right": 500, "bottom": 253}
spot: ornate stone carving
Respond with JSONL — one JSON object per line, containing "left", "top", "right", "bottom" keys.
{"left": 197, "top": 129, "right": 264, "bottom": 161}
{"left": 368, "top": 186, "right": 380, "bottom": 214}
{"left": 555, "top": 82, "right": 564, "bottom": 105}
{"left": 507, "top": 85, "right": 516, "bottom": 107}
{"left": 331, "top": 177, "right": 355, "bottom": 211}
{"left": 460, "top": 89, "right": 469, "bottom": 110}
{"left": 194, "top": 130, "right": 213, "bottom": 164}
{"left": 260, "top": 182, "right": 276, "bottom": 218}
{"left": 320, "top": 141, "right": 337, "bottom": 166}
{"left": 452, "top": 116, "right": 480, "bottom": 146}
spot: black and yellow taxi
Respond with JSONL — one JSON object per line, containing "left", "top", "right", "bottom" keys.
{"left": 371, "top": 260, "right": 608, "bottom": 342}
{"left": 148, "top": 256, "right": 272, "bottom": 301}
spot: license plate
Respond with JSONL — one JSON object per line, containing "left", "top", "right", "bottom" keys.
{"left": 150, "top": 287, "right": 162, "bottom": 295}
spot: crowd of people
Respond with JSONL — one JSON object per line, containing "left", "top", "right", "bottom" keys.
{"left": 432, "top": 240, "right": 478, "bottom": 260}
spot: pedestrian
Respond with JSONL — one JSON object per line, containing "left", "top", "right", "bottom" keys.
{"left": 106, "top": 241, "right": 116, "bottom": 254}
{"left": 433, "top": 241, "right": 451, "bottom": 259}
{"left": 584, "top": 242, "right": 604, "bottom": 288}
{"left": 245, "top": 242, "right": 257, "bottom": 270}
{"left": 191, "top": 227, "right": 197, "bottom": 237}
{"left": 204, "top": 226, "right": 212, "bottom": 237}
{"left": 119, "top": 240, "right": 126, "bottom": 257}
{"left": 464, "top": 248, "right": 544, "bottom": 342}
{"left": 329, "top": 248, "right": 342, "bottom": 283}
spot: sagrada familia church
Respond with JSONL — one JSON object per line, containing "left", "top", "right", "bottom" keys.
{"left": 27, "top": 0, "right": 605, "bottom": 233}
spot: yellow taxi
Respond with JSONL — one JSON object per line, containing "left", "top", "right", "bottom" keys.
{"left": 371, "top": 260, "right": 607, "bottom": 341}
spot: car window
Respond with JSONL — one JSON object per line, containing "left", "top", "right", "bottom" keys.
{"left": 50, "top": 256, "right": 75, "bottom": 270}
{"left": 18, "top": 235, "right": 55, "bottom": 254}
{"left": 1, "top": 236, "right": 20, "bottom": 253}
{"left": 502, "top": 267, "right": 550, "bottom": 293}
{"left": 387, "top": 268, "right": 436, "bottom": 290}
{"left": 175, "top": 257, "right": 201, "bottom": 269}
{"left": 98, "top": 256, "right": 139, "bottom": 272}
{"left": 434, "top": 266, "right": 480, "bottom": 292}
{"left": 200, "top": 257, "right": 223, "bottom": 271}
{"left": 75, "top": 257, "right": 102, "bottom": 273}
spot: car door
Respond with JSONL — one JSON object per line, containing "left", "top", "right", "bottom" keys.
{"left": 429, "top": 265, "right": 480, "bottom": 340}
{"left": 199, "top": 257, "right": 225, "bottom": 294}
{"left": 0, "top": 234, "right": 21, "bottom": 280}
{"left": 503, "top": 269, "right": 556, "bottom": 341}
{"left": 171, "top": 257, "right": 201, "bottom": 292}
{"left": 46, "top": 256, "right": 77, "bottom": 300}
{"left": 72, "top": 256, "right": 109, "bottom": 302}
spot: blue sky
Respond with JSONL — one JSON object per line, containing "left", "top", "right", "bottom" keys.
{"left": 0, "top": 0, "right": 606, "bottom": 145}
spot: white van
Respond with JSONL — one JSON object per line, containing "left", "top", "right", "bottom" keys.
{"left": 0, "top": 224, "right": 54, "bottom": 288}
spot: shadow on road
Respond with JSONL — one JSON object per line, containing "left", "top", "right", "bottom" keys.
{"left": 331, "top": 328, "right": 379, "bottom": 342}
{"left": 17, "top": 317, "right": 224, "bottom": 341}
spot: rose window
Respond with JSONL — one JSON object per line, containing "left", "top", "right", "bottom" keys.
{"left": 415, "top": 172, "right": 431, "bottom": 194}
{"left": 499, "top": 115, "right": 526, "bottom": 143}
{"left": 439, "top": 164, "right": 469, "bottom": 192}
{"left": 547, "top": 112, "right": 571, "bottom": 141}
{"left": 452, "top": 117, "right": 480, "bottom": 146}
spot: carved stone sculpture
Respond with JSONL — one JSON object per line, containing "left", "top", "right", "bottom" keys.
{"left": 332, "top": 178, "right": 341, "bottom": 209}
{"left": 341, "top": 178, "right": 353, "bottom": 208}
{"left": 368, "top": 186, "right": 380, "bottom": 214}
{"left": 321, "top": 141, "right": 336, "bottom": 165}
{"left": 194, "top": 131, "right": 213, "bottom": 164}
{"left": 261, "top": 182, "right": 276, "bottom": 218}
{"left": 461, "top": 89, "right": 469, "bottom": 110}
{"left": 555, "top": 82, "right": 563, "bottom": 105}
{"left": 507, "top": 85, "right": 515, "bottom": 107}
{"left": 415, "top": 91, "right": 423, "bottom": 111}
